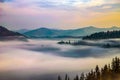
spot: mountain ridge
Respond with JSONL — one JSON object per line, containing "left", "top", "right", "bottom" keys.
{"left": 23, "top": 26, "right": 120, "bottom": 38}
{"left": 15, "top": 29, "right": 30, "bottom": 34}
{"left": 0, "top": 26, "right": 27, "bottom": 41}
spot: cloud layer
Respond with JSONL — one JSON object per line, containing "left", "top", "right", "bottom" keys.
{"left": 0, "top": 0, "right": 120, "bottom": 29}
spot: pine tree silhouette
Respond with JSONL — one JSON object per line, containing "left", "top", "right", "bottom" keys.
{"left": 58, "top": 57, "right": 120, "bottom": 80}
{"left": 58, "top": 75, "right": 62, "bottom": 80}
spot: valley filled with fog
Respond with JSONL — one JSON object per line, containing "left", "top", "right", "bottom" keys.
{"left": 0, "top": 39, "right": 120, "bottom": 80}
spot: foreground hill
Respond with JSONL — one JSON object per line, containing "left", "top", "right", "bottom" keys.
{"left": 0, "top": 26, "right": 27, "bottom": 41}
{"left": 23, "top": 26, "right": 120, "bottom": 38}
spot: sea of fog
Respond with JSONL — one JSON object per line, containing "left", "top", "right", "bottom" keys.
{"left": 0, "top": 39, "right": 120, "bottom": 80}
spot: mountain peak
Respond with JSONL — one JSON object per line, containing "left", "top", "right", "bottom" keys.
{"left": 0, "top": 26, "right": 9, "bottom": 32}
{"left": 81, "top": 26, "right": 96, "bottom": 30}
{"left": 87, "top": 26, "right": 96, "bottom": 28}
{"left": 0, "top": 26, "right": 24, "bottom": 37}
{"left": 0, "top": 26, "right": 27, "bottom": 41}
{"left": 39, "top": 27, "right": 50, "bottom": 30}
{"left": 15, "top": 29, "right": 30, "bottom": 34}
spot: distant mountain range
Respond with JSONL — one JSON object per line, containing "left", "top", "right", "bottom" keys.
{"left": 15, "top": 29, "right": 30, "bottom": 34}
{"left": 1, "top": 25, "right": 119, "bottom": 40}
{"left": 23, "top": 26, "right": 120, "bottom": 38}
{"left": 0, "top": 26, "right": 26, "bottom": 41}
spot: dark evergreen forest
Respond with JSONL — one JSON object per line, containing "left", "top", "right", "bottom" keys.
{"left": 58, "top": 57, "right": 120, "bottom": 80}
{"left": 83, "top": 30, "right": 120, "bottom": 40}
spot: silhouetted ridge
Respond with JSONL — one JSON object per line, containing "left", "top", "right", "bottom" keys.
{"left": 0, "top": 26, "right": 23, "bottom": 37}
{"left": 0, "top": 26, "right": 27, "bottom": 41}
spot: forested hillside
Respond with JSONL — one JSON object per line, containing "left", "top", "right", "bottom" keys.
{"left": 58, "top": 57, "right": 120, "bottom": 80}
{"left": 83, "top": 30, "right": 120, "bottom": 40}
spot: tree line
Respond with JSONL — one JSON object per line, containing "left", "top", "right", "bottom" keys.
{"left": 83, "top": 30, "right": 120, "bottom": 40}
{"left": 58, "top": 57, "right": 120, "bottom": 80}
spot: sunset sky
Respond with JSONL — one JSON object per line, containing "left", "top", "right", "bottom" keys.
{"left": 0, "top": 0, "right": 120, "bottom": 30}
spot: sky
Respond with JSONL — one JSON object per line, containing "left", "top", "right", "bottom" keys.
{"left": 0, "top": 0, "right": 120, "bottom": 30}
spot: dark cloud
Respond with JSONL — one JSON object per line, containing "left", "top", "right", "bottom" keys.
{"left": 0, "top": 0, "right": 5, "bottom": 2}
{"left": 36, "top": 1, "right": 75, "bottom": 10}
{"left": 88, "top": 3, "right": 120, "bottom": 12}
{"left": 0, "top": 0, "right": 12, "bottom": 3}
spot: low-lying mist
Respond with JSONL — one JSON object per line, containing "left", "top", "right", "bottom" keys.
{"left": 0, "top": 39, "right": 120, "bottom": 80}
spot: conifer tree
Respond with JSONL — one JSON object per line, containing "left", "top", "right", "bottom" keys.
{"left": 95, "top": 65, "right": 100, "bottom": 80}
{"left": 58, "top": 75, "right": 62, "bottom": 80}
{"left": 80, "top": 73, "right": 84, "bottom": 80}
